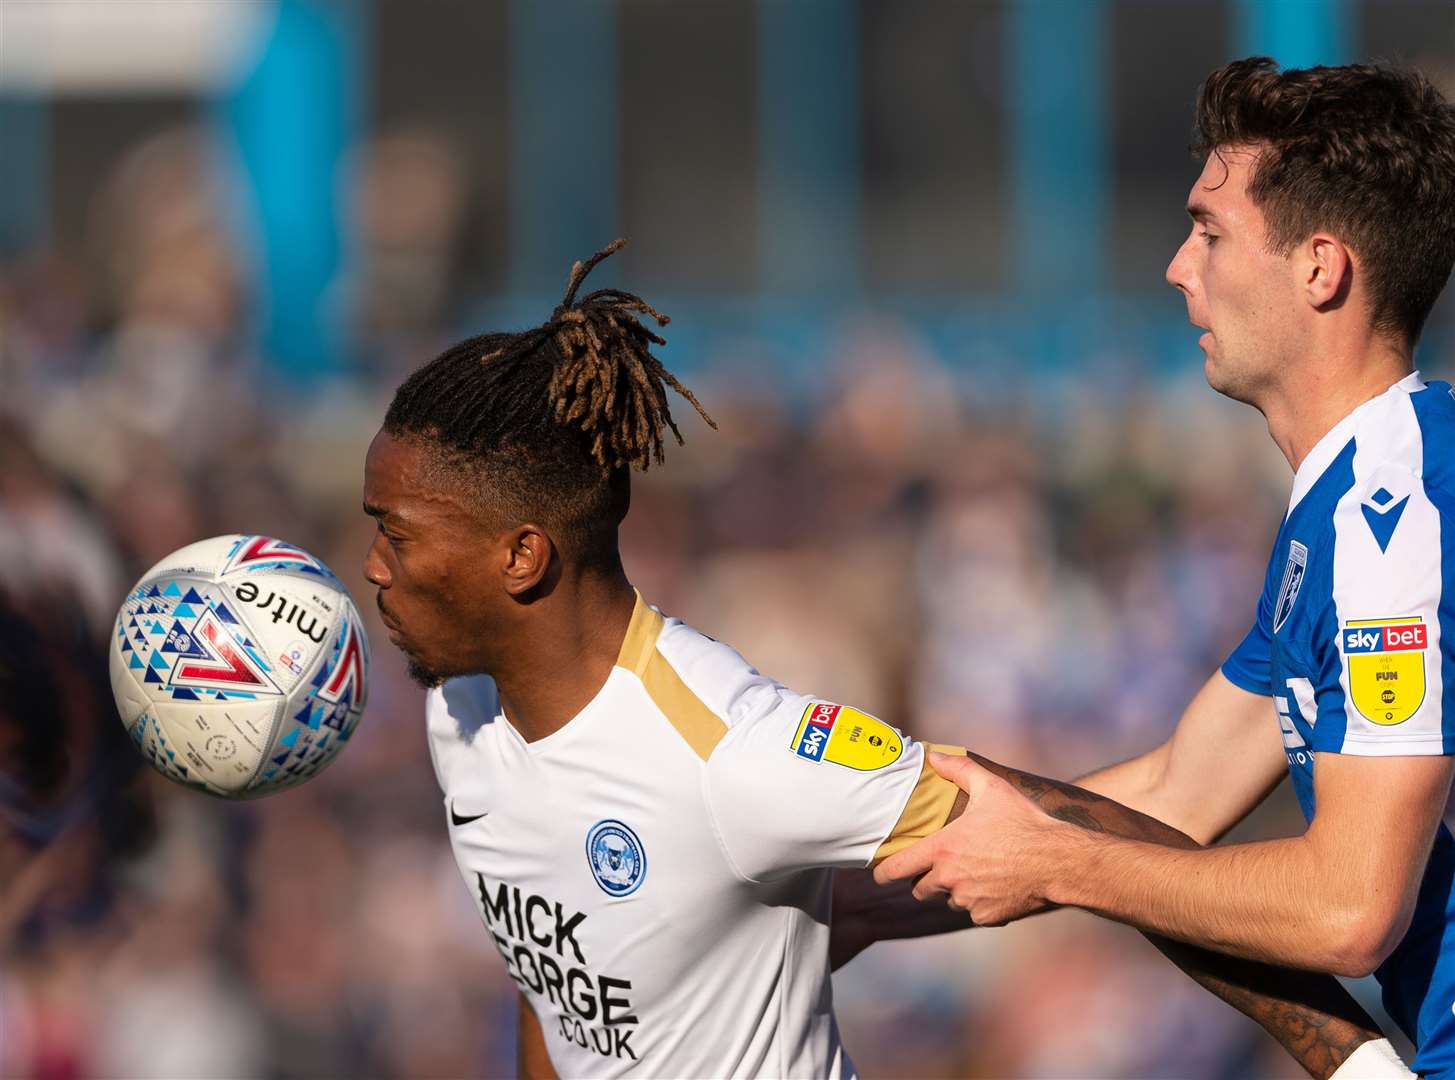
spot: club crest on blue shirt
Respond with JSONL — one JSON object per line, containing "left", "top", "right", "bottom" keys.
{"left": 586, "top": 819, "right": 647, "bottom": 897}
{"left": 1273, "top": 539, "right": 1309, "bottom": 635}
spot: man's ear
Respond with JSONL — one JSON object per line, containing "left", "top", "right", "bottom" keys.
{"left": 1303, "top": 232, "right": 1354, "bottom": 311}
{"left": 502, "top": 524, "right": 554, "bottom": 596}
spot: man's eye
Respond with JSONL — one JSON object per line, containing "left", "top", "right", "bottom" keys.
{"left": 1200, "top": 230, "right": 1218, "bottom": 245}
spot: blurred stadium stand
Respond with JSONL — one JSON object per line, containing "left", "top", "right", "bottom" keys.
{"left": 1, "top": 2, "right": 1452, "bottom": 1077}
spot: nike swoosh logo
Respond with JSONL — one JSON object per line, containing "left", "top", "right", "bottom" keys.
{"left": 450, "top": 801, "right": 488, "bottom": 827}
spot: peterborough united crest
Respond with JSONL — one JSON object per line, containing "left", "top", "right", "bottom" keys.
{"left": 586, "top": 820, "right": 647, "bottom": 897}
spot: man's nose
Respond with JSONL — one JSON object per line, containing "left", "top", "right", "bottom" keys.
{"left": 1166, "top": 235, "right": 1194, "bottom": 295}
{"left": 363, "top": 535, "right": 391, "bottom": 588}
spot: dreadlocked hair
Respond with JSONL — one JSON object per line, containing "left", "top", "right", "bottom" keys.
{"left": 383, "top": 239, "right": 715, "bottom": 566}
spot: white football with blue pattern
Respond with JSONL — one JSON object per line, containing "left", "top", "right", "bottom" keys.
{"left": 108, "top": 534, "right": 369, "bottom": 798}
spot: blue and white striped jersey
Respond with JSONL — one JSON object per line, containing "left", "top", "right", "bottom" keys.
{"left": 1223, "top": 372, "right": 1455, "bottom": 1076}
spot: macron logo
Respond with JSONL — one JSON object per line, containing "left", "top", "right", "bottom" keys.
{"left": 1361, "top": 487, "right": 1409, "bottom": 553}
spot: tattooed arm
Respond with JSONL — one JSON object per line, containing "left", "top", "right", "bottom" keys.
{"left": 831, "top": 751, "right": 1386, "bottom": 1080}
{"left": 968, "top": 754, "right": 1384, "bottom": 1079}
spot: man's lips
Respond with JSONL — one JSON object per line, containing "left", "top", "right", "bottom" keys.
{"left": 376, "top": 598, "right": 401, "bottom": 632}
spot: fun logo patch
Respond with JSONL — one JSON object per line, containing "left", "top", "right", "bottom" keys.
{"left": 1342, "top": 616, "right": 1428, "bottom": 726}
{"left": 790, "top": 702, "right": 904, "bottom": 771}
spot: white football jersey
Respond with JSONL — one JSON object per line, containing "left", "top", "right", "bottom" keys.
{"left": 425, "top": 593, "right": 958, "bottom": 1078}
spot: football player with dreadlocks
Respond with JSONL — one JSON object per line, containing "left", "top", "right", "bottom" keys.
{"left": 363, "top": 240, "right": 1391, "bottom": 1078}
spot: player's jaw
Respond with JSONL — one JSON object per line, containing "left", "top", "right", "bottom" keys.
{"left": 375, "top": 593, "right": 453, "bottom": 688}
{"left": 1197, "top": 319, "right": 1265, "bottom": 406}
{"left": 1170, "top": 277, "right": 1273, "bottom": 408}
{"left": 1190, "top": 277, "right": 1295, "bottom": 407}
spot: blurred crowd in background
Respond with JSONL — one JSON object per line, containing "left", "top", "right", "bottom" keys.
{"left": 3, "top": 2, "right": 1454, "bottom": 1078}
{"left": 4, "top": 118, "right": 1348, "bottom": 1080}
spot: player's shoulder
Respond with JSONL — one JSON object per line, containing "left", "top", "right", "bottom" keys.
{"left": 653, "top": 615, "right": 797, "bottom": 731}
{"left": 424, "top": 674, "right": 501, "bottom": 792}
{"left": 1309, "top": 377, "right": 1455, "bottom": 615}
{"left": 1309, "top": 381, "right": 1455, "bottom": 532}
{"left": 650, "top": 615, "right": 906, "bottom": 767}
{"left": 1345, "top": 377, "right": 1451, "bottom": 482}
{"left": 630, "top": 602, "right": 927, "bottom": 882}
{"left": 618, "top": 606, "right": 807, "bottom": 766}
{"left": 1406, "top": 378, "right": 1455, "bottom": 503}
{"left": 1325, "top": 376, "right": 1455, "bottom": 536}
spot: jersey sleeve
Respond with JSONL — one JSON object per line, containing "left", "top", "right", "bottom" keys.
{"left": 1310, "top": 469, "right": 1455, "bottom": 755}
{"left": 1221, "top": 543, "right": 1280, "bottom": 696}
{"left": 703, "top": 693, "right": 964, "bottom": 882}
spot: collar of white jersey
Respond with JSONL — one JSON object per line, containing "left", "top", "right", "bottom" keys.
{"left": 1287, "top": 370, "right": 1425, "bottom": 515}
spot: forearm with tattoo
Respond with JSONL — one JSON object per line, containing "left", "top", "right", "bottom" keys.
{"left": 967, "top": 753, "right": 1381, "bottom": 1080}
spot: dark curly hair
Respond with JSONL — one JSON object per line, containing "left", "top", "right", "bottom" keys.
{"left": 1194, "top": 57, "right": 1455, "bottom": 344}
{"left": 384, "top": 240, "right": 715, "bottom": 568}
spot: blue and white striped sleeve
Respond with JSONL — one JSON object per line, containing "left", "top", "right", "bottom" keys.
{"left": 1311, "top": 465, "right": 1455, "bottom": 756}
{"left": 1222, "top": 547, "right": 1278, "bottom": 697}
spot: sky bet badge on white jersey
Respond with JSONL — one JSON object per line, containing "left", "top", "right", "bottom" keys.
{"left": 108, "top": 535, "right": 369, "bottom": 797}
{"left": 790, "top": 702, "right": 903, "bottom": 770}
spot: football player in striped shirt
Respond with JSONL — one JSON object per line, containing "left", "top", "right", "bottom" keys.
{"left": 878, "top": 57, "right": 1455, "bottom": 1080}
{"left": 363, "top": 241, "right": 1392, "bottom": 1078}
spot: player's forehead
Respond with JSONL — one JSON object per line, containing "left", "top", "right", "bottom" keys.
{"left": 362, "top": 429, "right": 468, "bottom": 528}
{"left": 363, "top": 429, "right": 415, "bottom": 506}
{"left": 1186, "top": 145, "right": 1260, "bottom": 222}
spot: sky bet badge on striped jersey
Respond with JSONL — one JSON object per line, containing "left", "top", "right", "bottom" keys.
{"left": 790, "top": 702, "right": 904, "bottom": 770}
{"left": 1342, "top": 616, "right": 1428, "bottom": 726}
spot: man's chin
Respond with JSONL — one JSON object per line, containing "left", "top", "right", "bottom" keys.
{"left": 405, "top": 655, "right": 447, "bottom": 690}
{"left": 1204, "top": 357, "right": 1261, "bottom": 408}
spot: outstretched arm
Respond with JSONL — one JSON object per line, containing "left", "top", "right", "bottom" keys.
{"left": 970, "top": 753, "right": 1387, "bottom": 1080}
{"left": 836, "top": 751, "right": 1390, "bottom": 1079}
{"left": 833, "top": 674, "right": 1278, "bottom": 963}
{"left": 517, "top": 993, "right": 557, "bottom": 1080}
{"left": 1074, "top": 672, "right": 1290, "bottom": 844}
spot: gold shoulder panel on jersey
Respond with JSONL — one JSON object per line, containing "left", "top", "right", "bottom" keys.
{"left": 642, "top": 650, "right": 728, "bottom": 762}
{"left": 615, "top": 591, "right": 727, "bottom": 762}
{"left": 616, "top": 590, "right": 665, "bottom": 676}
{"left": 871, "top": 743, "right": 966, "bottom": 865}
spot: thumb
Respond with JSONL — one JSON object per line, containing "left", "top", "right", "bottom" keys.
{"left": 928, "top": 750, "right": 994, "bottom": 800}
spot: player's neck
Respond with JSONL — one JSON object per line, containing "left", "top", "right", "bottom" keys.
{"left": 493, "top": 568, "right": 638, "bottom": 744}
{"left": 1260, "top": 338, "right": 1413, "bottom": 473}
